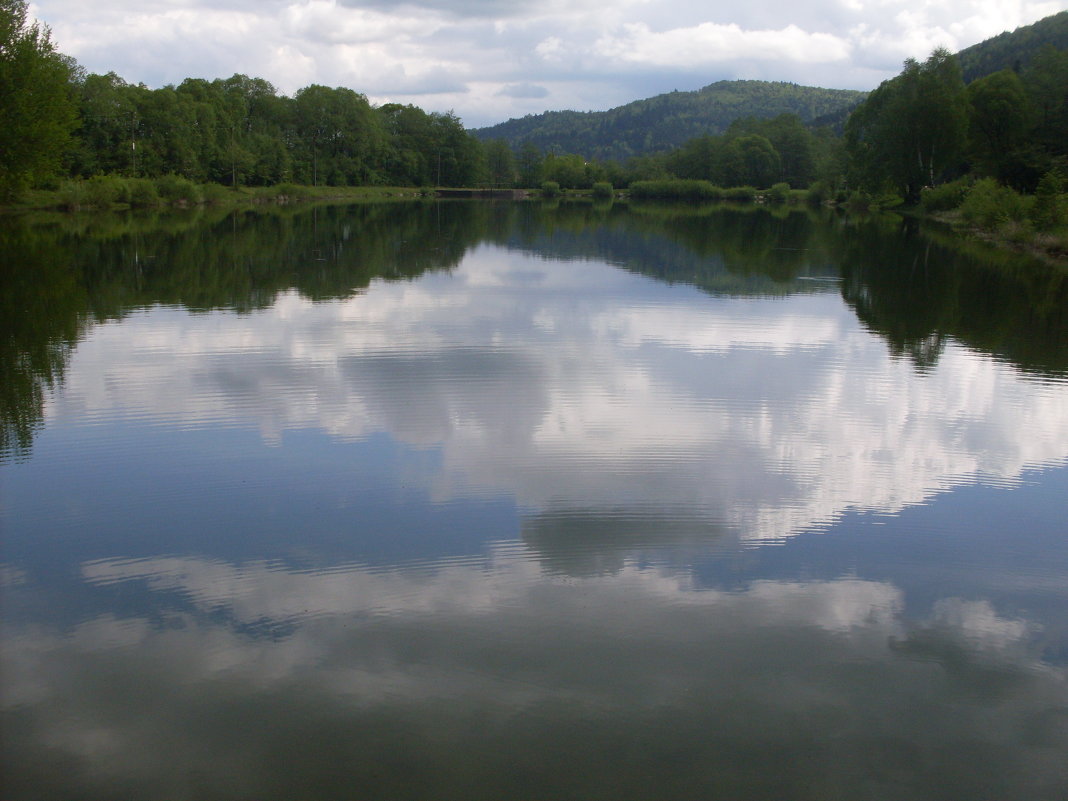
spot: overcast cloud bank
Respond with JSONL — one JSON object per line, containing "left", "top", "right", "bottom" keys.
{"left": 29, "top": 0, "right": 1068, "bottom": 126}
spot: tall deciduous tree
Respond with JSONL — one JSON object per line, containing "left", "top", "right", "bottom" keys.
{"left": 846, "top": 48, "right": 968, "bottom": 201}
{"left": 484, "top": 139, "right": 515, "bottom": 188}
{"left": 966, "top": 69, "right": 1035, "bottom": 188}
{"left": 1024, "top": 44, "right": 1068, "bottom": 158}
{"left": 0, "top": 0, "right": 78, "bottom": 201}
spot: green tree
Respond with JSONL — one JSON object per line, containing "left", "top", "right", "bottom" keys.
{"left": 966, "top": 69, "right": 1035, "bottom": 188}
{"left": 541, "top": 153, "right": 587, "bottom": 189}
{"left": 665, "top": 134, "right": 717, "bottom": 181}
{"left": 429, "top": 111, "right": 483, "bottom": 187}
{"left": 1022, "top": 44, "right": 1068, "bottom": 158}
{"left": 379, "top": 103, "right": 437, "bottom": 185}
{"left": 292, "top": 85, "right": 387, "bottom": 185}
{"left": 516, "top": 142, "right": 542, "bottom": 187}
{"left": 712, "top": 134, "right": 780, "bottom": 188}
{"left": 0, "top": 0, "right": 78, "bottom": 200}
{"left": 846, "top": 48, "right": 968, "bottom": 201}
{"left": 69, "top": 72, "right": 138, "bottom": 177}
{"left": 727, "top": 115, "right": 816, "bottom": 187}
{"left": 485, "top": 139, "right": 515, "bottom": 188}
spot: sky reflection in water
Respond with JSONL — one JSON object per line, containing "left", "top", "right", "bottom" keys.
{"left": 2, "top": 204, "right": 1067, "bottom": 800}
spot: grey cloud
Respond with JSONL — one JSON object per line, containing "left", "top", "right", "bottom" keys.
{"left": 521, "top": 508, "right": 729, "bottom": 576}
{"left": 47, "top": 245, "right": 1068, "bottom": 546}
{"left": 496, "top": 82, "right": 549, "bottom": 98}
{"left": 34, "top": 0, "right": 1061, "bottom": 127}
{"left": 4, "top": 567, "right": 1066, "bottom": 800}
{"left": 336, "top": 0, "right": 536, "bottom": 19}
{"left": 375, "top": 76, "right": 471, "bottom": 96}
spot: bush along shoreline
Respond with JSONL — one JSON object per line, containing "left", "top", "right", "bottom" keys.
{"left": 2, "top": 177, "right": 438, "bottom": 213}
{"left": 9, "top": 171, "right": 1066, "bottom": 268}
{"left": 920, "top": 171, "right": 1068, "bottom": 265}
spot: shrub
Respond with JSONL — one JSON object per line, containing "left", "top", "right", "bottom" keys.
{"left": 806, "top": 181, "right": 832, "bottom": 205}
{"left": 269, "top": 182, "right": 311, "bottom": 201}
{"left": 591, "top": 181, "right": 614, "bottom": 200}
{"left": 83, "top": 175, "right": 130, "bottom": 208}
{"left": 960, "top": 178, "right": 1030, "bottom": 231}
{"left": 155, "top": 174, "right": 202, "bottom": 205}
{"left": 127, "top": 178, "right": 160, "bottom": 207}
{"left": 845, "top": 190, "right": 873, "bottom": 212}
{"left": 199, "top": 182, "right": 231, "bottom": 204}
{"left": 56, "top": 179, "right": 88, "bottom": 210}
{"left": 628, "top": 180, "right": 721, "bottom": 200}
{"left": 920, "top": 178, "right": 971, "bottom": 213}
{"left": 872, "top": 192, "right": 904, "bottom": 209}
{"left": 540, "top": 180, "right": 561, "bottom": 198}
{"left": 723, "top": 185, "right": 757, "bottom": 201}
{"left": 1030, "top": 171, "right": 1066, "bottom": 232}
{"left": 765, "top": 182, "right": 790, "bottom": 204}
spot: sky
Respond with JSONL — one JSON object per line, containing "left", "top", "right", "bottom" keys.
{"left": 28, "top": 0, "right": 1068, "bottom": 128}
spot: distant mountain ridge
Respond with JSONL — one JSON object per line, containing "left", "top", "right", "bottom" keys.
{"left": 473, "top": 10, "right": 1068, "bottom": 162}
{"left": 473, "top": 81, "right": 865, "bottom": 162}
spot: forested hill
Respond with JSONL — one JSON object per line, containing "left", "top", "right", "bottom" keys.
{"left": 957, "top": 10, "right": 1068, "bottom": 82}
{"left": 474, "top": 11, "right": 1068, "bottom": 163}
{"left": 472, "top": 81, "right": 865, "bottom": 162}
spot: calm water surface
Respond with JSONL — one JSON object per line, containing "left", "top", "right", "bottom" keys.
{"left": 2, "top": 201, "right": 1067, "bottom": 800}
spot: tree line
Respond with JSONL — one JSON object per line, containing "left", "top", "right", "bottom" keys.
{"left": 1, "top": 0, "right": 487, "bottom": 201}
{"left": 2, "top": 0, "right": 1066, "bottom": 210}
{"left": 69, "top": 72, "right": 484, "bottom": 190}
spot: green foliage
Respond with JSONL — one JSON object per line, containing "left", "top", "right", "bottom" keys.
{"left": 269, "top": 182, "right": 312, "bottom": 200}
{"left": 55, "top": 179, "right": 87, "bottom": 210}
{"left": 846, "top": 48, "right": 968, "bottom": 201}
{"left": 959, "top": 178, "right": 1031, "bottom": 230}
{"left": 966, "top": 69, "right": 1035, "bottom": 187}
{"left": 128, "top": 178, "right": 160, "bottom": 207}
{"left": 629, "top": 180, "right": 722, "bottom": 200}
{"left": 1030, "top": 170, "right": 1066, "bottom": 231}
{"left": 155, "top": 174, "right": 202, "bottom": 205}
{"left": 0, "top": 0, "right": 79, "bottom": 201}
{"left": 540, "top": 181, "right": 561, "bottom": 198}
{"left": 83, "top": 175, "right": 129, "bottom": 208}
{"left": 199, "top": 182, "right": 232, "bottom": 204}
{"left": 957, "top": 11, "right": 1068, "bottom": 82}
{"left": 61, "top": 73, "right": 488, "bottom": 192}
{"left": 541, "top": 153, "right": 590, "bottom": 189}
{"left": 920, "top": 177, "right": 972, "bottom": 212}
{"left": 7, "top": 6, "right": 1066, "bottom": 215}
{"left": 515, "top": 142, "right": 542, "bottom": 187}
{"left": 591, "top": 182, "right": 614, "bottom": 199}
{"left": 484, "top": 139, "right": 515, "bottom": 188}
{"left": 845, "top": 191, "right": 875, "bottom": 212}
{"left": 724, "top": 186, "right": 757, "bottom": 201}
{"left": 1025, "top": 45, "right": 1068, "bottom": 159}
{"left": 728, "top": 114, "right": 817, "bottom": 186}
{"left": 719, "top": 135, "right": 781, "bottom": 188}
{"left": 766, "top": 183, "right": 791, "bottom": 203}
{"left": 806, "top": 181, "right": 833, "bottom": 205}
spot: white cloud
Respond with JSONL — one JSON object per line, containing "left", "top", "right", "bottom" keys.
{"left": 6, "top": 556, "right": 1065, "bottom": 798}
{"left": 594, "top": 22, "right": 853, "bottom": 67}
{"left": 27, "top": 0, "right": 1068, "bottom": 126}
{"left": 43, "top": 247, "right": 1068, "bottom": 546}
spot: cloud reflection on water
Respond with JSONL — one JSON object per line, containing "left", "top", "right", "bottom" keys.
{"left": 4, "top": 550, "right": 1067, "bottom": 800}
{"left": 44, "top": 247, "right": 1068, "bottom": 545}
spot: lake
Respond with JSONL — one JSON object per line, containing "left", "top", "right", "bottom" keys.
{"left": 2, "top": 200, "right": 1067, "bottom": 800}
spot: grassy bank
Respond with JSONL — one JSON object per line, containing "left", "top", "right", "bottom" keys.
{"left": 919, "top": 176, "right": 1068, "bottom": 266}
{"left": 2, "top": 177, "right": 433, "bottom": 214}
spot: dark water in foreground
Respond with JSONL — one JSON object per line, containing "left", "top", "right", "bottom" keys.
{"left": 2, "top": 201, "right": 1067, "bottom": 800}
